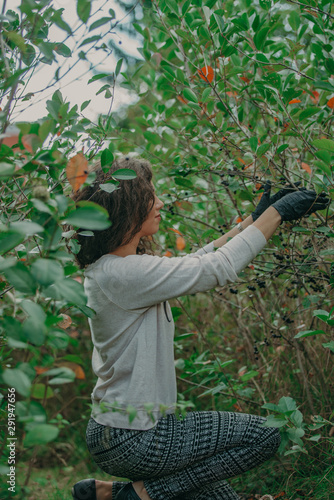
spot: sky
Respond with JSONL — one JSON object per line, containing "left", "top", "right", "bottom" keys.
{"left": 7, "top": 0, "right": 142, "bottom": 122}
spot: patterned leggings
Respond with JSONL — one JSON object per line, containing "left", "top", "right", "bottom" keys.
{"left": 86, "top": 411, "right": 281, "bottom": 500}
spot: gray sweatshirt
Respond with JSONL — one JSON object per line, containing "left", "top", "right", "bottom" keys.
{"left": 84, "top": 225, "right": 267, "bottom": 430}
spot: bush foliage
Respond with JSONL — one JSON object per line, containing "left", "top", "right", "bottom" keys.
{"left": 1, "top": 0, "right": 334, "bottom": 497}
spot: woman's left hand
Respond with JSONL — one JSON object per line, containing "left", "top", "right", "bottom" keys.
{"left": 252, "top": 181, "right": 303, "bottom": 221}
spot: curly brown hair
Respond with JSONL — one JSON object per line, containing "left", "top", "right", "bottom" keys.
{"left": 71, "top": 156, "right": 156, "bottom": 268}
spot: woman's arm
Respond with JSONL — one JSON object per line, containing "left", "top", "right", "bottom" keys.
{"left": 212, "top": 207, "right": 282, "bottom": 249}
{"left": 253, "top": 206, "right": 282, "bottom": 241}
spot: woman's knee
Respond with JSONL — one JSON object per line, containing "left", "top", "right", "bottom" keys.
{"left": 260, "top": 425, "right": 281, "bottom": 457}
{"left": 271, "top": 427, "right": 281, "bottom": 451}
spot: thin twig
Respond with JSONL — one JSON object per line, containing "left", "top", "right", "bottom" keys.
{"left": 176, "top": 376, "right": 262, "bottom": 407}
{"left": 286, "top": 0, "right": 334, "bottom": 20}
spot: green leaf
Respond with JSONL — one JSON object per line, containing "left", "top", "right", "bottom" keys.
{"left": 313, "top": 309, "right": 329, "bottom": 321}
{"left": 254, "top": 27, "right": 270, "bottom": 51}
{"left": 287, "top": 427, "right": 305, "bottom": 445}
{"left": 54, "top": 43, "right": 71, "bottom": 57}
{"left": 44, "top": 278, "right": 87, "bottom": 306}
{"left": 277, "top": 396, "right": 298, "bottom": 413}
{"left": 288, "top": 11, "right": 300, "bottom": 31}
{"left": 4, "top": 263, "right": 37, "bottom": 293}
{"left": 2, "top": 68, "right": 27, "bottom": 90}
{"left": 0, "top": 231, "right": 24, "bottom": 254}
{"left": 284, "top": 444, "right": 307, "bottom": 456}
{"left": 262, "top": 414, "right": 287, "bottom": 428}
{"left": 0, "top": 162, "right": 15, "bottom": 177}
{"left": 322, "top": 341, "right": 334, "bottom": 353}
{"left": 31, "top": 384, "right": 54, "bottom": 399}
{"left": 100, "top": 183, "right": 119, "bottom": 193}
{"left": 314, "top": 150, "right": 331, "bottom": 165}
{"left": 325, "top": 59, "right": 334, "bottom": 75}
{"left": 46, "top": 98, "right": 61, "bottom": 120}
{"left": 314, "top": 80, "right": 334, "bottom": 92}
{"left": 115, "top": 58, "right": 123, "bottom": 77}
{"left": 201, "top": 87, "right": 212, "bottom": 102}
{"left": 231, "top": 16, "right": 249, "bottom": 31}
{"left": 2, "top": 317, "right": 24, "bottom": 345}
{"left": 55, "top": 194, "right": 68, "bottom": 216}
{"left": 262, "top": 402, "right": 280, "bottom": 412}
{"left": 22, "top": 316, "right": 46, "bottom": 346}
{"left": 81, "top": 100, "right": 91, "bottom": 111}
{"left": 76, "top": 304, "right": 96, "bottom": 318}
{"left": 294, "top": 329, "right": 325, "bottom": 339}
{"left": 112, "top": 168, "right": 137, "bottom": 180}
{"left": 143, "top": 131, "right": 161, "bottom": 145}
{"left": 48, "top": 376, "right": 75, "bottom": 385}
{"left": 24, "top": 424, "right": 59, "bottom": 447}
{"left": 43, "top": 367, "right": 76, "bottom": 384}
{"left": 256, "top": 53, "right": 269, "bottom": 64}
{"left": 89, "top": 16, "right": 112, "bottom": 31}
{"left": 47, "top": 329, "right": 70, "bottom": 349}
{"left": 51, "top": 10, "right": 72, "bottom": 35}
{"left": 240, "top": 370, "right": 259, "bottom": 382}
{"left": 9, "top": 220, "right": 44, "bottom": 235}
{"left": 213, "top": 12, "right": 224, "bottom": 33}
{"left": 101, "top": 148, "right": 114, "bottom": 168}
{"left": 30, "top": 258, "right": 64, "bottom": 287}
{"left": 63, "top": 202, "right": 111, "bottom": 230}
{"left": 62, "top": 354, "right": 85, "bottom": 364}
{"left": 259, "top": 0, "right": 272, "bottom": 10}
{"left": 38, "top": 41, "right": 55, "bottom": 62}
{"left": 88, "top": 72, "right": 110, "bottom": 84}
{"left": 308, "top": 434, "right": 321, "bottom": 442}
{"left": 290, "top": 410, "right": 303, "bottom": 427}
{"left": 0, "top": 256, "right": 16, "bottom": 271}
{"left": 132, "top": 23, "right": 143, "bottom": 35}
{"left": 315, "top": 161, "right": 332, "bottom": 177}
{"left": 299, "top": 107, "right": 320, "bottom": 121}
{"left": 4, "top": 30, "right": 26, "bottom": 52}
{"left": 77, "top": 0, "right": 91, "bottom": 23}
{"left": 79, "top": 35, "right": 101, "bottom": 48}
{"left": 2, "top": 368, "right": 31, "bottom": 397}
{"left": 292, "top": 227, "right": 311, "bottom": 234}
{"left": 249, "top": 137, "right": 258, "bottom": 152}
{"left": 277, "top": 144, "right": 289, "bottom": 154}
{"left": 312, "top": 139, "right": 334, "bottom": 152}
{"left": 21, "top": 300, "right": 47, "bottom": 346}
{"left": 21, "top": 299, "right": 46, "bottom": 321}
{"left": 127, "top": 405, "right": 137, "bottom": 424}
{"left": 183, "top": 88, "right": 198, "bottom": 103}
{"left": 257, "top": 143, "right": 271, "bottom": 156}
{"left": 31, "top": 195, "right": 51, "bottom": 214}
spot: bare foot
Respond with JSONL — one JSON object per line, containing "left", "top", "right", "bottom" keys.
{"left": 132, "top": 481, "right": 153, "bottom": 500}
{"left": 95, "top": 479, "right": 113, "bottom": 500}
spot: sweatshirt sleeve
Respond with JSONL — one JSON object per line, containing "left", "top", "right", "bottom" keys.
{"left": 190, "top": 241, "right": 215, "bottom": 256}
{"left": 90, "top": 225, "right": 266, "bottom": 310}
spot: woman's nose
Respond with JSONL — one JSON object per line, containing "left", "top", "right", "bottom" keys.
{"left": 156, "top": 197, "right": 164, "bottom": 209}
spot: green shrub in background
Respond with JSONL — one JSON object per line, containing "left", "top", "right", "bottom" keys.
{"left": 0, "top": 0, "right": 334, "bottom": 498}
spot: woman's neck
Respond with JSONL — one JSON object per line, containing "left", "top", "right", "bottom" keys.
{"left": 109, "top": 236, "right": 140, "bottom": 257}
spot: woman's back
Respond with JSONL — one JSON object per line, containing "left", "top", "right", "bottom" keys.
{"left": 84, "top": 252, "right": 176, "bottom": 430}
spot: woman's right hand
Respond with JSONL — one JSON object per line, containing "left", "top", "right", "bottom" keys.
{"left": 272, "top": 190, "right": 330, "bottom": 222}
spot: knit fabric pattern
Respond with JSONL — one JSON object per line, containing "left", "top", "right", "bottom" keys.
{"left": 86, "top": 411, "right": 281, "bottom": 500}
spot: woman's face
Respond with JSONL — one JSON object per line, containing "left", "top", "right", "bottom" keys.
{"left": 138, "top": 192, "right": 164, "bottom": 237}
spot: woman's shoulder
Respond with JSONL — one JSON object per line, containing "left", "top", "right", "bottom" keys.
{"left": 85, "top": 252, "right": 158, "bottom": 274}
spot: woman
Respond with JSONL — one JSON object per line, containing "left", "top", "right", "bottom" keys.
{"left": 71, "top": 156, "right": 328, "bottom": 500}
